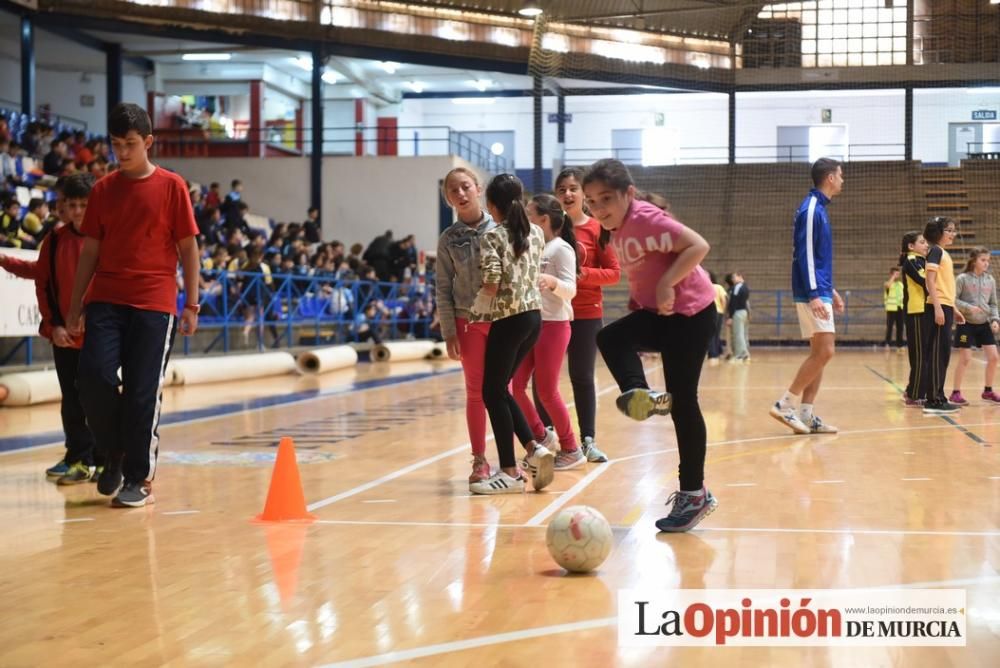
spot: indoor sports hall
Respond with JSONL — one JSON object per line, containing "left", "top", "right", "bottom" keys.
{"left": 0, "top": 1, "right": 998, "bottom": 665}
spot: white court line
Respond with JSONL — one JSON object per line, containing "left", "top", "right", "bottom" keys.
{"left": 161, "top": 510, "right": 201, "bottom": 515}
{"left": 0, "top": 368, "right": 462, "bottom": 457}
{"left": 318, "top": 617, "right": 617, "bottom": 668}
{"left": 726, "top": 482, "right": 757, "bottom": 487}
{"left": 57, "top": 518, "right": 94, "bottom": 523}
{"left": 360, "top": 499, "right": 397, "bottom": 504}
{"left": 700, "top": 526, "right": 1000, "bottom": 537}
{"left": 305, "top": 365, "right": 662, "bottom": 512}
{"left": 811, "top": 480, "right": 844, "bottom": 484}
{"left": 307, "top": 443, "right": 473, "bottom": 512}
{"left": 901, "top": 477, "right": 933, "bottom": 481}
{"left": 525, "top": 465, "right": 614, "bottom": 526}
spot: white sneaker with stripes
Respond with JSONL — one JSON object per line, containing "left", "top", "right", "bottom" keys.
{"left": 469, "top": 470, "right": 527, "bottom": 495}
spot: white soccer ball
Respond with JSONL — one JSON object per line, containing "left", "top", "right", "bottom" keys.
{"left": 545, "top": 505, "right": 613, "bottom": 573}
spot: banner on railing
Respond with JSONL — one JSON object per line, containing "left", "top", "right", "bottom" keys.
{"left": 0, "top": 248, "right": 41, "bottom": 337}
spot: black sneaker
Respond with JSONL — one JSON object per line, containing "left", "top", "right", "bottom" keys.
{"left": 923, "top": 400, "right": 960, "bottom": 415}
{"left": 97, "top": 458, "right": 124, "bottom": 496}
{"left": 112, "top": 481, "right": 154, "bottom": 508}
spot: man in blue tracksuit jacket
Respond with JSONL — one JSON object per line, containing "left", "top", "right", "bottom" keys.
{"left": 769, "top": 158, "right": 845, "bottom": 435}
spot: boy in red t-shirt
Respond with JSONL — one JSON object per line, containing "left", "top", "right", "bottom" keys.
{"left": 0, "top": 174, "right": 101, "bottom": 484}
{"left": 66, "top": 103, "right": 200, "bottom": 508}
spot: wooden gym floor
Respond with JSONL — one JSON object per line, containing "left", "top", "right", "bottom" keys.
{"left": 0, "top": 349, "right": 998, "bottom": 666}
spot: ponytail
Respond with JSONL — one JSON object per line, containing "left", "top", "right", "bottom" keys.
{"left": 531, "top": 193, "right": 578, "bottom": 274}
{"left": 507, "top": 200, "right": 531, "bottom": 258}
{"left": 486, "top": 173, "right": 530, "bottom": 258}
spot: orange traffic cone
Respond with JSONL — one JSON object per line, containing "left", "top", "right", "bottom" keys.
{"left": 254, "top": 437, "right": 316, "bottom": 523}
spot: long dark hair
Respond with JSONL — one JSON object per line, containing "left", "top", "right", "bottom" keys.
{"left": 486, "top": 173, "right": 530, "bottom": 258}
{"left": 924, "top": 216, "right": 950, "bottom": 245}
{"left": 899, "top": 230, "right": 921, "bottom": 266}
{"left": 582, "top": 158, "right": 670, "bottom": 249}
{"left": 531, "top": 193, "right": 579, "bottom": 275}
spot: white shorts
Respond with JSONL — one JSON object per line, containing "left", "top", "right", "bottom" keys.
{"left": 796, "top": 301, "right": 836, "bottom": 339}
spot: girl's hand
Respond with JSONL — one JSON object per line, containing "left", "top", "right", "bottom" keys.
{"left": 538, "top": 274, "right": 557, "bottom": 291}
{"left": 934, "top": 306, "right": 945, "bottom": 326}
{"left": 656, "top": 283, "right": 675, "bottom": 315}
{"left": 445, "top": 335, "right": 462, "bottom": 361}
{"left": 955, "top": 310, "right": 966, "bottom": 325}
{"left": 991, "top": 321, "right": 999, "bottom": 335}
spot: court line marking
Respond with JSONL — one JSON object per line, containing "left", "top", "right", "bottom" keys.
{"left": 57, "top": 518, "right": 94, "bottom": 523}
{"left": 318, "top": 617, "right": 617, "bottom": 668}
{"left": 360, "top": 499, "right": 397, "bottom": 504}
{"left": 811, "top": 480, "right": 844, "bottom": 484}
{"left": 726, "top": 482, "right": 757, "bottom": 487}
{"left": 0, "top": 367, "right": 462, "bottom": 456}
{"left": 320, "top": 573, "right": 1000, "bottom": 667}
{"left": 306, "top": 365, "right": 662, "bottom": 512}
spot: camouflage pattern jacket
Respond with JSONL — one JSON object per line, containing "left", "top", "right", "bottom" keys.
{"left": 469, "top": 222, "right": 544, "bottom": 322}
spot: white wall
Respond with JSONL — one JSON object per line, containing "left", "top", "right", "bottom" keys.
{"left": 914, "top": 88, "right": 1000, "bottom": 163}
{"left": 737, "top": 89, "right": 905, "bottom": 162}
{"left": 324, "top": 155, "right": 468, "bottom": 253}
{"left": 155, "top": 156, "right": 310, "bottom": 226}
{"left": 153, "top": 154, "right": 472, "bottom": 253}
{"left": 0, "top": 54, "right": 146, "bottom": 133}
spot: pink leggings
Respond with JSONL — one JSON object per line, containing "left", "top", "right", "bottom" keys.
{"left": 456, "top": 318, "right": 491, "bottom": 456}
{"left": 512, "top": 320, "right": 577, "bottom": 451}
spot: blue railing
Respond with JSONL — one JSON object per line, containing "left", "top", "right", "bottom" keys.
{"left": 184, "top": 272, "right": 435, "bottom": 354}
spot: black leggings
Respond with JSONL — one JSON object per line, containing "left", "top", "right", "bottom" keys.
{"left": 884, "top": 310, "right": 904, "bottom": 347}
{"left": 596, "top": 305, "right": 716, "bottom": 491}
{"left": 534, "top": 317, "right": 603, "bottom": 440}
{"left": 483, "top": 310, "right": 542, "bottom": 469}
{"left": 918, "top": 305, "right": 953, "bottom": 404}
{"left": 904, "top": 312, "right": 925, "bottom": 399}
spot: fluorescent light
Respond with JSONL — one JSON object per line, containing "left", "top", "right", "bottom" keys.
{"left": 405, "top": 81, "right": 426, "bottom": 93}
{"left": 466, "top": 79, "right": 494, "bottom": 92}
{"left": 380, "top": 61, "right": 400, "bottom": 74}
{"left": 182, "top": 53, "right": 231, "bottom": 61}
{"left": 322, "top": 71, "right": 340, "bottom": 85}
{"left": 541, "top": 33, "right": 570, "bottom": 53}
{"left": 291, "top": 56, "right": 313, "bottom": 71}
{"left": 452, "top": 98, "right": 496, "bottom": 105}
{"left": 518, "top": 1, "right": 543, "bottom": 17}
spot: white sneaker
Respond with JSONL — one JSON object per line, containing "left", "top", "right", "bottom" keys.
{"left": 525, "top": 444, "right": 555, "bottom": 491}
{"left": 554, "top": 448, "right": 586, "bottom": 470}
{"left": 469, "top": 470, "right": 527, "bottom": 495}
{"left": 538, "top": 427, "right": 557, "bottom": 451}
{"left": 807, "top": 415, "right": 838, "bottom": 434}
{"left": 769, "top": 402, "right": 810, "bottom": 434}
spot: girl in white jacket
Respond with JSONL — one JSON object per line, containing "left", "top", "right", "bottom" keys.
{"left": 512, "top": 193, "right": 585, "bottom": 470}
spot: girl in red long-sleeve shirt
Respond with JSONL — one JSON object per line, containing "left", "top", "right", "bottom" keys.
{"left": 534, "top": 168, "right": 621, "bottom": 462}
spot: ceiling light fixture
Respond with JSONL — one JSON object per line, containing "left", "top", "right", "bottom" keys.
{"left": 322, "top": 70, "right": 340, "bottom": 84}
{"left": 380, "top": 61, "right": 400, "bottom": 74}
{"left": 182, "top": 53, "right": 232, "bottom": 61}
{"left": 518, "top": 1, "right": 543, "bottom": 17}
{"left": 405, "top": 81, "right": 426, "bottom": 93}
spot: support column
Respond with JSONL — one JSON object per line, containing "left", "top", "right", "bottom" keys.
{"left": 532, "top": 74, "right": 543, "bottom": 192}
{"left": 106, "top": 42, "right": 123, "bottom": 114}
{"left": 310, "top": 49, "right": 323, "bottom": 216}
{"left": 728, "top": 90, "right": 736, "bottom": 165}
{"left": 904, "top": 86, "right": 913, "bottom": 162}
{"left": 249, "top": 80, "right": 264, "bottom": 157}
{"left": 20, "top": 15, "right": 34, "bottom": 116}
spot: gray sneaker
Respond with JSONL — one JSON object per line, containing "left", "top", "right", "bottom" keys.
{"left": 112, "top": 481, "right": 154, "bottom": 508}
{"left": 580, "top": 437, "right": 608, "bottom": 463}
{"left": 616, "top": 388, "right": 672, "bottom": 421}
{"left": 554, "top": 448, "right": 586, "bottom": 470}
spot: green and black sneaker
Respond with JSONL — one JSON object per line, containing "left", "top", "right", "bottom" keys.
{"left": 56, "top": 462, "right": 93, "bottom": 486}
